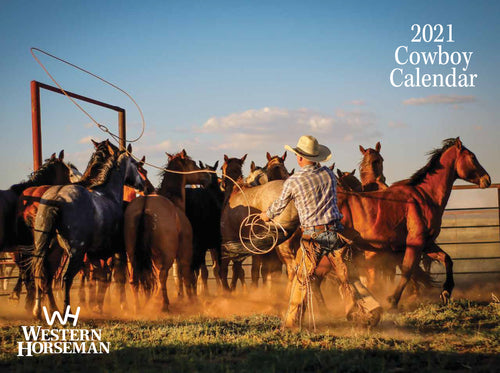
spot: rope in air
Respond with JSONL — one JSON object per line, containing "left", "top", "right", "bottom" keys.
{"left": 30, "top": 47, "right": 286, "bottom": 256}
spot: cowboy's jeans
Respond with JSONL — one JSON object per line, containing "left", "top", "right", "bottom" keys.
{"left": 284, "top": 228, "right": 382, "bottom": 328}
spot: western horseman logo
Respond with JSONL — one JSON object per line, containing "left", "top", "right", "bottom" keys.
{"left": 18, "top": 306, "right": 110, "bottom": 357}
{"left": 43, "top": 306, "right": 80, "bottom": 326}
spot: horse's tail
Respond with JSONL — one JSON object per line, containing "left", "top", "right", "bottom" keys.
{"left": 131, "top": 198, "right": 156, "bottom": 295}
{"left": 412, "top": 264, "right": 439, "bottom": 289}
{"left": 31, "top": 198, "right": 59, "bottom": 291}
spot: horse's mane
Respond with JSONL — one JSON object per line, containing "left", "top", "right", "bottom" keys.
{"left": 393, "top": 138, "right": 457, "bottom": 186}
{"left": 159, "top": 152, "right": 193, "bottom": 179}
{"left": 89, "top": 153, "right": 121, "bottom": 189}
{"left": 77, "top": 141, "right": 117, "bottom": 186}
{"left": 9, "top": 157, "right": 62, "bottom": 194}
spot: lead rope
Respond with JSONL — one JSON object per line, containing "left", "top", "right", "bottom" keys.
{"left": 31, "top": 47, "right": 287, "bottom": 256}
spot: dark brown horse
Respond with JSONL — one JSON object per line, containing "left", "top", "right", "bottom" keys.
{"left": 337, "top": 138, "right": 490, "bottom": 308}
{"left": 185, "top": 161, "right": 223, "bottom": 295}
{"left": 1, "top": 151, "right": 71, "bottom": 309}
{"left": 335, "top": 168, "right": 363, "bottom": 192}
{"left": 124, "top": 150, "right": 210, "bottom": 312}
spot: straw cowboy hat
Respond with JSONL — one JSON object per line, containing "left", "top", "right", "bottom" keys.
{"left": 284, "top": 135, "right": 332, "bottom": 162}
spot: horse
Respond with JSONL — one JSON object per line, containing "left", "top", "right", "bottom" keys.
{"left": 0, "top": 151, "right": 72, "bottom": 309}
{"left": 335, "top": 168, "right": 363, "bottom": 192}
{"left": 245, "top": 161, "right": 268, "bottom": 186}
{"left": 219, "top": 154, "right": 300, "bottom": 292}
{"left": 359, "top": 142, "right": 388, "bottom": 192}
{"left": 265, "top": 152, "right": 289, "bottom": 181}
{"left": 249, "top": 152, "right": 293, "bottom": 290}
{"left": 124, "top": 150, "right": 210, "bottom": 312}
{"left": 336, "top": 138, "right": 490, "bottom": 309}
{"left": 31, "top": 145, "right": 145, "bottom": 318}
{"left": 185, "top": 161, "right": 223, "bottom": 295}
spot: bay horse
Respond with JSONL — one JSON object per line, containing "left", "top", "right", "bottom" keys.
{"left": 357, "top": 142, "right": 438, "bottom": 297}
{"left": 185, "top": 161, "right": 223, "bottom": 295}
{"left": 31, "top": 146, "right": 145, "bottom": 318}
{"left": 337, "top": 138, "right": 490, "bottom": 308}
{"left": 124, "top": 150, "right": 210, "bottom": 312}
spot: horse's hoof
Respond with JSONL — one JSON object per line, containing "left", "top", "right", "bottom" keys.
{"left": 120, "top": 303, "right": 128, "bottom": 312}
{"left": 92, "top": 305, "right": 103, "bottom": 315}
{"left": 440, "top": 290, "right": 451, "bottom": 305}
{"left": 161, "top": 305, "right": 169, "bottom": 313}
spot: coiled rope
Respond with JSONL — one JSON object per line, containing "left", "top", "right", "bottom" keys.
{"left": 31, "top": 47, "right": 287, "bottom": 255}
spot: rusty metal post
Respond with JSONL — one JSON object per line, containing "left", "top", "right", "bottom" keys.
{"left": 31, "top": 81, "right": 42, "bottom": 171}
{"left": 118, "top": 110, "right": 126, "bottom": 151}
{"left": 498, "top": 187, "right": 500, "bottom": 241}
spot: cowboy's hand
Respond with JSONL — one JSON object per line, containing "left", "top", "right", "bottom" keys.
{"left": 260, "top": 211, "right": 270, "bottom": 222}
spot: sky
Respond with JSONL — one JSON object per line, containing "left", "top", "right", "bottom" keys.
{"left": 0, "top": 0, "right": 499, "bottom": 207}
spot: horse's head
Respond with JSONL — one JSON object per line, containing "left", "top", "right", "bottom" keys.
{"left": 453, "top": 138, "right": 491, "bottom": 188}
{"left": 359, "top": 142, "right": 385, "bottom": 183}
{"left": 65, "top": 161, "right": 82, "bottom": 183}
{"left": 118, "top": 144, "right": 145, "bottom": 191}
{"left": 245, "top": 161, "right": 268, "bottom": 186}
{"left": 35, "top": 150, "right": 71, "bottom": 185}
{"left": 166, "top": 149, "right": 210, "bottom": 187}
{"left": 221, "top": 154, "right": 247, "bottom": 190}
{"left": 136, "top": 156, "right": 156, "bottom": 194}
{"left": 336, "top": 168, "right": 362, "bottom": 192}
{"left": 198, "top": 160, "right": 220, "bottom": 188}
{"left": 265, "top": 151, "right": 289, "bottom": 181}
{"left": 80, "top": 139, "right": 118, "bottom": 185}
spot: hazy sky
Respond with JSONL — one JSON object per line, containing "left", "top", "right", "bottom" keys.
{"left": 0, "top": 0, "right": 498, "bottom": 206}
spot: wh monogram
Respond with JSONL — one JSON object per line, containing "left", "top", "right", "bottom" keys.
{"left": 42, "top": 306, "right": 81, "bottom": 326}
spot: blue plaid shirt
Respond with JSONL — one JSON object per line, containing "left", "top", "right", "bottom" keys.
{"left": 266, "top": 164, "right": 343, "bottom": 228}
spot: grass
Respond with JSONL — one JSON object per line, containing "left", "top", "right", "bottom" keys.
{"left": 0, "top": 299, "right": 499, "bottom": 372}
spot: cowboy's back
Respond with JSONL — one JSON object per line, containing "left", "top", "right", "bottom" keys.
{"left": 266, "top": 164, "right": 342, "bottom": 228}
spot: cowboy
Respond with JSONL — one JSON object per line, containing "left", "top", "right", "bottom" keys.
{"left": 260, "top": 135, "right": 382, "bottom": 329}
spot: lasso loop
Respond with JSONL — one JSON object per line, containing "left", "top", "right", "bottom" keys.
{"left": 31, "top": 47, "right": 285, "bottom": 256}
{"left": 30, "top": 47, "right": 145, "bottom": 143}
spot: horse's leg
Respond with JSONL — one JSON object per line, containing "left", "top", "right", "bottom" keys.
{"left": 173, "top": 260, "right": 183, "bottom": 299}
{"left": 9, "top": 252, "right": 22, "bottom": 301}
{"left": 45, "top": 244, "right": 64, "bottom": 314}
{"left": 17, "top": 250, "right": 36, "bottom": 312}
{"left": 199, "top": 255, "right": 209, "bottom": 296}
{"left": 63, "top": 249, "right": 85, "bottom": 313}
{"left": 251, "top": 255, "right": 261, "bottom": 288}
{"left": 209, "top": 249, "right": 222, "bottom": 290}
{"left": 388, "top": 246, "right": 423, "bottom": 310}
{"left": 230, "top": 261, "right": 245, "bottom": 292}
{"left": 219, "top": 258, "right": 231, "bottom": 292}
{"left": 160, "top": 256, "right": 174, "bottom": 312}
{"left": 424, "top": 242, "right": 454, "bottom": 304}
{"left": 113, "top": 252, "right": 128, "bottom": 311}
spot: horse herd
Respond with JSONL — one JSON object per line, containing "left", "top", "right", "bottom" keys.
{"left": 0, "top": 137, "right": 492, "bottom": 322}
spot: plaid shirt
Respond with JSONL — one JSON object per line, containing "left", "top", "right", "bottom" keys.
{"left": 266, "top": 164, "right": 343, "bottom": 228}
